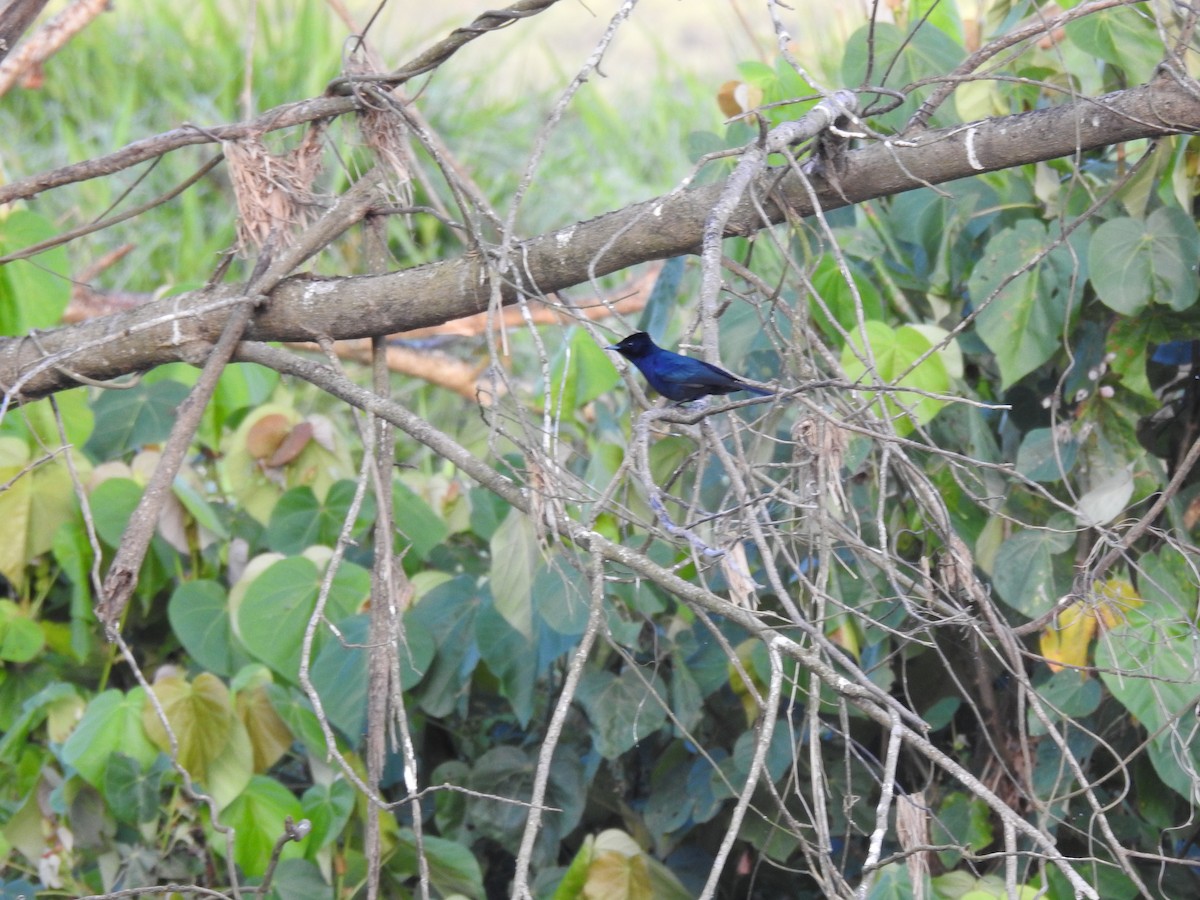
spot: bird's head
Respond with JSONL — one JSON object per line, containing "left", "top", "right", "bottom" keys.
{"left": 606, "top": 331, "right": 657, "bottom": 360}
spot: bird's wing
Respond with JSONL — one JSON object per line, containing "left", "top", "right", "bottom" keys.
{"left": 661, "top": 356, "right": 748, "bottom": 390}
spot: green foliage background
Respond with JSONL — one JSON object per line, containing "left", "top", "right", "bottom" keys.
{"left": 3, "top": 1, "right": 1200, "bottom": 899}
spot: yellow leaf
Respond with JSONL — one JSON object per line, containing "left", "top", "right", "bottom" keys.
{"left": 583, "top": 850, "right": 652, "bottom": 900}
{"left": 0, "top": 436, "right": 32, "bottom": 588}
{"left": 1094, "top": 577, "right": 1142, "bottom": 630}
{"left": 728, "top": 639, "right": 765, "bottom": 725}
{"left": 827, "top": 614, "right": 861, "bottom": 661}
{"left": 28, "top": 452, "right": 89, "bottom": 559}
{"left": 143, "top": 672, "right": 235, "bottom": 780}
{"left": 716, "top": 80, "right": 763, "bottom": 118}
{"left": 236, "top": 680, "right": 293, "bottom": 773}
{"left": 1040, "top": 600, "right": 1097, "bottom": 674}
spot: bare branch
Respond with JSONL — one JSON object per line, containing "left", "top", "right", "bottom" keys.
{"left": 0, "top": 0, "right": 50, "bottom": 64}
{"left": 0, "top": 0, "right": 110, "bottom": 96}
{"left": 5, "top": 75, "right": 1199, "bottom": 404}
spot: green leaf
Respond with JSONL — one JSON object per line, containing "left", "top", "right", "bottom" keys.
{"left": 0, "top": 602, "right": 43, "bottom": 663}
{"left": 60, "top": 688, "right": 158, "bottom": 788}
{"left": 489, "top": 508, "right": 538, "bottom": 638}
{"left": 468, "top": 486, "right": 508, "bottom": 542}
{"left": 729, "top": 722, "right": 794, "bottom": 785}
{"left": 842, "top": 22, "right": 964, "bottom": 131}
{"left": 0, "top": 391, "right": 93, "bottom": 451}
{"left": 208, "top": 363, "right": 280, "bottom": 445}
{"left": 217, "top": 775, "right": 307, "bottom": 877}
{"left": 28, "top": 450, "right": 88, "bottom": 562}
{"left": 267, "top": 481, "right": 373, "bottom": 555}
{"left": 104, "top": 753, "right": 170, "bottom": 824}
{"left": 301, "top": 779, "right": 354, "bottom": 854}
{"left": 533, "top": 559, "right": 591, "bottom": 638}
{"left": 1089, "top": 208, "right": 1200, "bottom": 315}
{"left": 840, "top": 321, "right": 952, "bottom": 434}
{"left": 476, "top": 598, "right": 535, "bottom": 726}
{"left": 84, "top": 379, "right": 192, "bottom": 460}
{"left": 866, "top": 865, "right": 917, "bottom": 900}
{"left": 0, "top": 211, "right": 71, "bottom": 336}
{"left": 1076, "top": 466, "right": 1134, "bottom": 527}
{"left": 557, "top": 833, "right": 600, "bottom": 898}
{"left": 645, "top": 744, "right": 711, "bottom": 841}
{"left": 809, "top": 254, "right": 884, "bottom": 348}
{"left": 1030, "top": 671, "right": 1101, "bottom": 737}
{"left": 198, "top": 710, "right": 254, "bottom": 816}
{"left": 0, "top": 437, "right": 32, "bottom": 587}
{"left": 236, "top": 556, "right": 370, "bottom": 682}
{"left": 397, "top": 614, "right": 435, "bottom": 690}
{"left": 173, "top": 476, "right": 229, "bottom": 539}
{"left": 1015, "top": 427, "right": 1079, "bottom": 482}
{"left": 991, "top": 528, "right": 1072, "bottom": 618}
{"left": 393, "top": 479, "right": 449, "bottom": 559}
{"left": 465, "top": 745, "right": 537, "bottom": 841}
{"left": 1135, "top": 547, "right": 1194, "bottom": 620}
{"left": 638, "top": 256, "right": 685, "bottom": 336}
{"left": 88, "top": 477, "right": 143, "bottom": 547}
{"left": 261, "top": 858, "right": 331, "bottom": 900}
{"left": 309, "top": 614, "right": 369, "bottom": 743}
{"left": 576, "top": 670, "right": 668, "bottom": 759}
{"left": 1066, "top": 6, "right": 1163, "bottom": 84}
{"left": 266, "top": 487, "right": 324, "bottom": 553}
{"left": 53, "top": 518, "right": 96, "bottom": 660}
{"left": 431, "top": 760, "right": 471, "bottom": 843}
{"left": 142, "top": 672, "right": 235, "bottom": 781}
{"left": 265, "top": 685, "right": 329, "bottom": 759}
{"left": 551, "top": 327, "right": 623, "bottom": 413}
{"left": 169, "top": 580, "right": 248, "bottom": 677}
{"left": 392, "top": 828, "right": 485, "bottom": 899}
{"left": 1098, "top": 611, "right": 1200, "bottom": 804}
{"left": 970, "top": 220, "right": 1084, "bottom": 388}
{"left": 0, "top": 683, "right": 77, "bottom": 765}
{"left": 932, "top": 792, "right": 994, "bottom": 870}
{"left": 407, "top": 577, "right": 481, "bottom": 718}
{"left": 649, "top": 435, "right": 694, "bottom": 486}
{"left": 669, "top": 653, "right": 704, "bottom": 733}
{"left": 463, "top": 745, "right": 585, "bottom": 863}
{"left": 1106, "top": 314, "right": 1175, "bottom": 398}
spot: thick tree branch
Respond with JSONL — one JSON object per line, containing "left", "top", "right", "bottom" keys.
{"left": 0, "top": 0, "right": 50, "bottom": 63}
{"left": 3, "top": 74, "right": 1199, "bottom": 403}
{"left": 0, "top": 0, "right": 110, "bottom": 97}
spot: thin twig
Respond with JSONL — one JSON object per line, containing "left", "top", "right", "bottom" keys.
{"left": 699, "top": 636, "right": 783, "bottom": 900}
{"left": 96, "top": 299, "right": 256, "bottom": 629}
{"left": 235, "top": 339, "right": 1101, "bottom": 896}
{"left": 255, "top": 817, "right": 312, "bottom": 897}
{"left": 510, "top": 549, "right": 607, "bottom": 899}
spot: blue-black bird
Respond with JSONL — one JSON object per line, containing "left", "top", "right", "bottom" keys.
{"left": 606, "top": 332, "right": 772, "bottom": 402}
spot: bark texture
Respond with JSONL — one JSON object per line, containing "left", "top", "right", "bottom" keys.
{"left": 3, "top": 74, "right": 1199, "bottom": 402}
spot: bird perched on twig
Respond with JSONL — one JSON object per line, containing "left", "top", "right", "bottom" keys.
{"left": 606, "top": 332, "right": 772, "bottom": 403}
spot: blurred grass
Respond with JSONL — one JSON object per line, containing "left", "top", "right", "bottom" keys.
{"left": 1, "top": 0, "right": 728, "bottom": 291}
{"left": 0, "top": 0, "right": 865, "bottom": 477}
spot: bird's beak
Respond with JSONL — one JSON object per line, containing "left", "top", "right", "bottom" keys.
{"left": 605, "top": 344, "right": 618, "bottom": 351}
